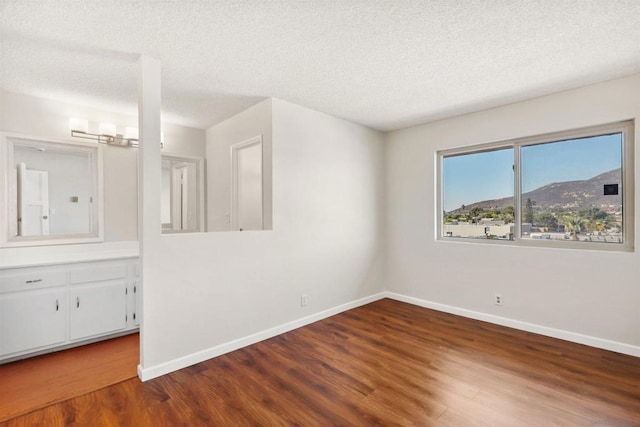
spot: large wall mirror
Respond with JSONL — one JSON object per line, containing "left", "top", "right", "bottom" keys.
{"left": 1, "top": 134, "right": 103, "bottom": 247}
{"left": 161, "top": 154, "right": 205, "bottom": 233}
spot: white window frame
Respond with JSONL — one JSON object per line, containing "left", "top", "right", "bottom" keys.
{"left": 436, "top": 121, "right": 634, "bottom": 252}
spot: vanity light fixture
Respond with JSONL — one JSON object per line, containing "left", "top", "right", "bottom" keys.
{"left": 69, "top": 118, "right": 139, "bottom": 147}
{"left": 69, "top": 118, "right": 166, "bottom": 149}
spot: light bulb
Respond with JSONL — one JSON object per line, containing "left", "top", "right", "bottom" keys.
{"left": 99, "top": 122, "right": 117, "bottom": 136}
{"left": 69, "top": 117, "right": 88, "bottom": 133}
{"left": 125, "top": 127, "right": 139, "bottom": 140}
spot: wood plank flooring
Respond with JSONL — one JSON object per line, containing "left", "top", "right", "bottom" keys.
{"left": 0, "top": 333, "right": 138, "bottom": 422}
{"left": 2, "top": 299, "right": 639, "bottom": 426}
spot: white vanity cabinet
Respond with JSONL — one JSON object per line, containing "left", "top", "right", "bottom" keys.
{"left": 129, "top": 262, "right": 141, "bottom": 327}
{"left": 0, "top": 288, "right": 67, "bottom": 356}
{"left": 0, "top": 267, "right": 68, "bottom": 356}
{"left": 69, "top": 264, "right": 128, "bottom": 341}
{"left": 0, "top": 258, "right": 139, "bottom": 363}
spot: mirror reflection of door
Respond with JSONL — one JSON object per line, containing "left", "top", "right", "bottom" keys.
{"left": 17, "top": 162, "right": 50, "bottom": 236}
{"left": 171, "top": 162, "right": 188, "bottom": 231}
{"left": 161, "top": 159, "right": 172, "bottom": 228}
{"left": 161, "top": 156, "right": 203, "bottom": 233}
{"left": 231, "top": 137, "right": 263, "bottom": 231}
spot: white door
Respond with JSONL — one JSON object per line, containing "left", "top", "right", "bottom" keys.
{"left": 231, "top": 137, "right": 263, "bottom": 231}
{"left": 17, "top": 163, "right": 50, "bottom": 236}
{"left": 171, "top": 163, "right": 189, "bottom": 230}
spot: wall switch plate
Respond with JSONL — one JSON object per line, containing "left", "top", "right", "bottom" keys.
{"left": 301, "top": 294, "right": 308, "bottom": 306}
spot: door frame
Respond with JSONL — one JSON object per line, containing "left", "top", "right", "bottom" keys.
{"left": 230, "top": 135, "right": 263, "bottom": 231}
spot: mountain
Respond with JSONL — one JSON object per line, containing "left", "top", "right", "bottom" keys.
{"left": 450, "top": 168, "right": 622, "bottom": 213}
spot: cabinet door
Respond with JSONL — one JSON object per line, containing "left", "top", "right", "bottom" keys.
{"left": 69, "top": 282, "right": 127, "bottom": 341}
{"left": 133, "top": 280, "right": 141, "bottom": 327}
{"left": 0, "top": 289, "right": 66, "bottom": 356}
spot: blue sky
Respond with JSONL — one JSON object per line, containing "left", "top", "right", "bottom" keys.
{"left": 443, "top": 134, "right": 622, "bottom": 212}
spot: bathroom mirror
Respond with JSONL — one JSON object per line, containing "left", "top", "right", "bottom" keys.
{"left": 161, "top": 154, "right": 204, "bottom": 233}
{"left": 1, "top": 134, "right": 103, "bottom": 247}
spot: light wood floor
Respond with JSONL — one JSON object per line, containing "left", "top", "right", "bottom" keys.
{"left": 2, "top": 299, "right": 639, "bottom": 426}
{"left": 0, "top": 333, "right": 138, "bottom": 423}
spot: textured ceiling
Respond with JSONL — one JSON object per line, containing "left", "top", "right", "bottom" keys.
{"left": 1, "top": 1, "right": 639, "bottom": 132}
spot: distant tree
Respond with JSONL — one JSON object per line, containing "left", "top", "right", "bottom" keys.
{"left": 496, "top": 206, "right": 515, "bottom": 223}
{"left": 444, "top": 213, "right": 461, "bottom": 223}
{"left": 583, "top": 219, "right": 595, "bottom": 233}
{"left": 524, "top": 198, "right": 536, "bottom": 224}
{"left": 579, "top": 207, "right": 607, "bottom": 221}
{"left": 534, "top": 212, "right": 558, "bottom": 230}
{"left": 593, "top": 220, "right": 607, "bottom": 233}
{"left": 469, "top": 207, "right": 483, "bottom": 222}
{"left": 461, "top": 204, "right": 466, "bottom": 212}
{"left": 500, "top": 206, "right": 515, "bottom": 223}
{"left": 562, "top": 215, "right": 585, "bottom": 240}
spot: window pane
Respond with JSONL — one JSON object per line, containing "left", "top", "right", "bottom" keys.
{"left": 520, "top": 133, "right": 623, "bottom": 244}
{"left": 443, "top": 148, "right": 514, "bottom": 240}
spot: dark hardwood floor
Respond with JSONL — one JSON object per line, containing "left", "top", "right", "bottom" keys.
{"left": 3, "top": 299, "right": 639, "bottom": 426}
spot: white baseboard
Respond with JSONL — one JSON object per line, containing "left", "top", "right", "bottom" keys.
{"left": 385, "top": 292, "right": 640, "bottom": 358}
{"left": 138, "top": 292, "right": 387, "bottom": 381}
{"left": 138, "top": 290, "right": 639, "bottom": 381}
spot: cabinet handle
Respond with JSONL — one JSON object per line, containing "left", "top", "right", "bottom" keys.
{"left": 76, "top": 297, "right": 80, "bottom": 308}
{"left": 56, "top": 299, "right": 59, "bottom": 311}
{"left": 26, "top": 279, "right": 43, "bottom": 284}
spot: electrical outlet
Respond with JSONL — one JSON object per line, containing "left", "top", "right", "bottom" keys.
{"left": 301, "top": 294, "right": 308, "bottom": 307}
{"left": 495, "top": 293, "right": 503, "bottom": 306}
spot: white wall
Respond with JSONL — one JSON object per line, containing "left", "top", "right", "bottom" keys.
{"left": 139, "top": 98, "right": 385, "bottom": 377}
{"left": 385, "top": 74, "right": 640, "bottom": 353}
{"left": 206, "top": 99, "right": 273, "bottom": 231}
{"left": 0, "top": 91, "right": 206, "bottom": 243}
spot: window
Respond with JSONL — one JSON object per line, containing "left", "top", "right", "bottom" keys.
{"left": 438, "top": 121, "right": 634, "bottom": 251}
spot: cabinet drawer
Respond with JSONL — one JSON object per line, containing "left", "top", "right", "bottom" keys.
{"left": 69, "top": 264, "right": 127, "bottom": 284}
{"left": 0, "top": 269, "right": 67, "bottom": 293}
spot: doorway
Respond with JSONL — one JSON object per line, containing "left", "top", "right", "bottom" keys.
{"left": 231, "top": 136, "right": 263, "bottom": 231}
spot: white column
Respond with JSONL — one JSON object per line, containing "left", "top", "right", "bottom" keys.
{"left": 137, "top": 55, "right": 161, "bottom": 379}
